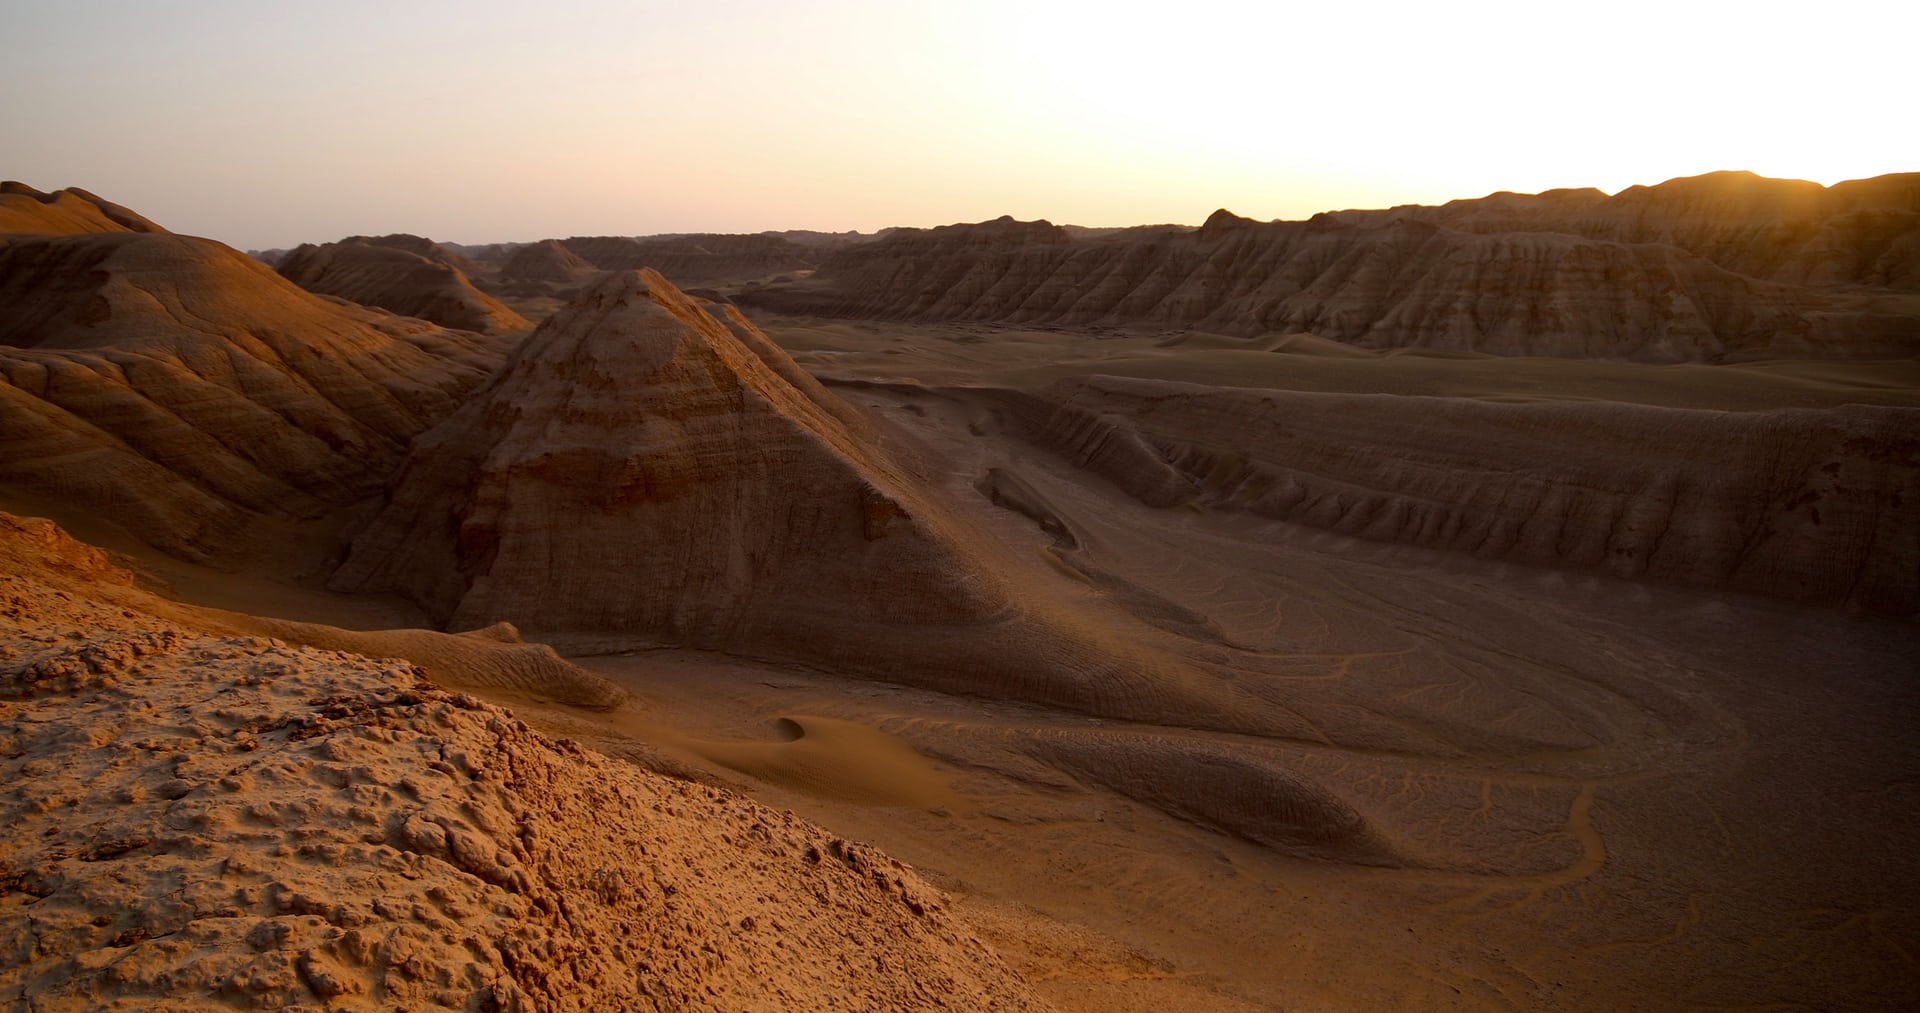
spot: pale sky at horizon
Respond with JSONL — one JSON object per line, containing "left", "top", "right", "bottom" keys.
{"left": 4, "top": 0, "right": 1913, "bottom": 250}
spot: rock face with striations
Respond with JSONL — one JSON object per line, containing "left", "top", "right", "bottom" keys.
{"left": 995, "top": 376, "right": 1920, "bottom": 613}
{"left": 0, "top": 187, "right": 509, "bottom": 562}
{"left": 277, "top": 233, "right": 530, "bottom": 335}
{"left": 332, "top": 269, "right": 1008, "bottom": 651}
{"left": 743, "top": 173, "right": 1920, "bottom": 361}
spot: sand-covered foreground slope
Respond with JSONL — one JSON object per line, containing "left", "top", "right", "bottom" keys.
{"left": 0, "top": 512, "right": 1041, "bottom": 1011}
{"left": 742, "top": 172, "right": 1920, "bottom": 360}
{"left": 0, "top": 195, "right": 511, "bottom": 563}
{"left": 276, "top": 234, "right": 530, "bottom": 336}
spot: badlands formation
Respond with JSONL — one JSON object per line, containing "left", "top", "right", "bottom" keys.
{"left": 2, "top": 173, "right": 1917, "bottom": 1010}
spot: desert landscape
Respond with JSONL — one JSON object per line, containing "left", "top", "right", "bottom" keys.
{"left": 2, "top": 170, "right": 1917, "bottom": 1011}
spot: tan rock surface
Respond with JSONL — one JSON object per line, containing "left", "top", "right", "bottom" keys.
{"left": 277, "top": 234, "right": 530, "bottom": 336}
{"left": 0, "top": 512, "right": 1042, "bottom": 1011}
{"left": 0, "top": 221, "right": 508, "bottom": 562}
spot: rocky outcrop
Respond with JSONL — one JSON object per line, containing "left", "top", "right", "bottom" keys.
{"left": 741, "top": 173, "right": 1920, "bottom": 361}
{"left": 0, "top": 511, "right": 1041, "bottom": 1012}
{"left": 0, "top": 220, "right": 507, "bottom": 562}
{"left": 277, "top": 233, "right": 530, "bottom": 334}
{"left": 998, "top": 376, "right": 1919, "bottom": 613}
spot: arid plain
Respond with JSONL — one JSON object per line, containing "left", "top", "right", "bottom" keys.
{"left": 1, "top": 174, "right": 1915, "bottom": 1010}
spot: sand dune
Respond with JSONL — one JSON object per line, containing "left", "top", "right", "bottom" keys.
{"left": 276, "top": 233, "right": 530, "bottom": 335}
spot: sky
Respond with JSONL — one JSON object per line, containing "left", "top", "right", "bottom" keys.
{"left": 4, "top": 0, "right": 1914, "bottom": 250}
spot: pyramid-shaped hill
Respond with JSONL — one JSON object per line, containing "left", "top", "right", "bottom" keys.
{"left": 0, "top": 217, "right": 509, "bottom": 563}
{"left": 331, "top": 268, "right": 1010, "bottom": 648}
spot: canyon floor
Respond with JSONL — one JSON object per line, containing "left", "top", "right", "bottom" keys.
{"left": 115, "top": 315, "right": 1920, "bottom": 1010}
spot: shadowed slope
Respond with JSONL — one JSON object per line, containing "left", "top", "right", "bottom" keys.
{"left": 277, "top": 234, "right": 530, "bottom": 335}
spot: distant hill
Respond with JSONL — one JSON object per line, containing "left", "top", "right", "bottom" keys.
{"left": 738, "top": 171, "right": 1920, "bottom": 362}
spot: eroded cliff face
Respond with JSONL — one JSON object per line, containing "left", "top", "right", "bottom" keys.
{"left": 0, "top": 225, "right": 507, "bottom": 562}
{"left": 331, "top": 269, "right": 1009, "bottom": 647}
{"left": 277, "top": 234, "right": 530, "bottom": 335}
{"left": 742, "top": 173, "right": 1920, "bottom": 361}
{"left": 995, "top": 376, "right": 1918, "bottom": 613}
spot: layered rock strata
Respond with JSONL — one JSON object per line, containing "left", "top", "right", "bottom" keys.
{"left": 994, "top": 376, "right": 1919, "bottom": 613}
{"left": 0, "top": 207, "right": 506, "bottom": 562}
{"left": 742, "top": 173, "right": 1920, "bottom": 361}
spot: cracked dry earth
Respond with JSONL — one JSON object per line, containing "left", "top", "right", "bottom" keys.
{"left": 0, "top": 518, "right": 1041, "bottom": 1011}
